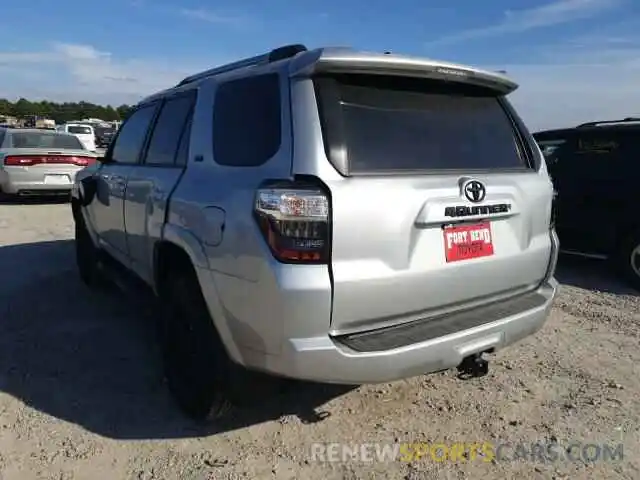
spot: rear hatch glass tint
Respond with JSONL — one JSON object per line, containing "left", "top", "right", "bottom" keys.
{"left": 313, "top": 74, "right": 532, "bottom": 174}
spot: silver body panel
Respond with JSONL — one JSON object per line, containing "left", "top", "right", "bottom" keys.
{"left": 0, "top": 130, "right": 95, "bottom": 194}
{"left": 73, "top": 46, "right": 558, "bottom": 384}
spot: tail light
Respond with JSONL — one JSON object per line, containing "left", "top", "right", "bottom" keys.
{"left": 254, "top": 185, "right": 330, "bottom": 263}
{"left": 3, "top": 155, "right": 96, "bottom": 167}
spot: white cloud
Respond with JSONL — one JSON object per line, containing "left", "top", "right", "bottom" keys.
{"left": 493, "top": 34, "right": 640, "bottom": 131}
{"left": 1, "top": 35, "right": 639, "bottom": 133}
{"left": 426, "top": 0, "right": 623, "bottom": 46}
{"left": 0, "top": 42, "right": 226, "bottom": 105}
{"left": 178, "top": 8, "right": 249, "bottom": 26}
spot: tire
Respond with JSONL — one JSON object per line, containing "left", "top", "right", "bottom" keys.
{"left": 160, "top": 267, "right": 234, "bottom": 422}
{"left": 0, "top": 189, "right": 13, "bottom": 203}
{"left": 616, "top": 231, "right": 640, "bottom": 291}
{"left": 75, "top": 218, "right": 102, "bottom": 287}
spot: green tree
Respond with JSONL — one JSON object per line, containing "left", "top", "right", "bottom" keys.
{"left": 0, "top": 97, "right": 134, "bottom": 123}
{"left": 12, "top": 98, "right": 33, "bottom": 117}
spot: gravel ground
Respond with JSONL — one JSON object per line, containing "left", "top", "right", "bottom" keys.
{"left": 0, "top": 199, "right": 638, "bottom": 480}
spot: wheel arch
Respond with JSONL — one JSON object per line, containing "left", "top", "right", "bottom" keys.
{"left": 614, "top": 221, "right": 640, "bottom": 255}
{"left": 153, "top": 233, "right": 245, "bottom": 364}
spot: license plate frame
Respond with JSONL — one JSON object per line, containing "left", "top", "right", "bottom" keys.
{"left": 443, "top": 221, "right": 494, "bottom": 263}
{"left": 44, "top": 174, "right": 71, "bottom": 185}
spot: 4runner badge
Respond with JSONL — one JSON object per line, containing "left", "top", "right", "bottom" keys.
{"left": 444, "top": 204, "right": 512, "bottom": 218}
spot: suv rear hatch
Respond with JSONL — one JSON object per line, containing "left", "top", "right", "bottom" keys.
{"left": 294, "top": 61, "right": 554, "bottom": 335}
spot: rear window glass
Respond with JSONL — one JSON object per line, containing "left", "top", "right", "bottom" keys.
{"left": 67, "top": 125, "right": 92, "bottom": 135}
{"left": 314, "top": 74, "right": 528, "bottom": 174}
{"left": 9, "top": 132, "right": 84, "bottom": 149}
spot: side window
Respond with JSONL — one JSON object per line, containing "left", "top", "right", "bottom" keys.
{"left": 212, "top": 73, "right": 281, "bottom": 167}
{"left": 546, "top": 135, "right": 577, "bottom": 175}
{"left": 538, "top": 139, "right": 567, "bottom": 160}
{"left": 144, "top": 93, "right": 196, "bottom": 166}
{"left": 576, "top": 135, "right": 620, "bottom": 156}
{"left": 110, "top": 104, "right": 158, "bottom": 164}
{"left": 0, "top": 129, "right": 5, "bottom": 147}
{"left": 175, "top": 114, "right": 193, "bottom": 167}
{"left": 556, "top": 132, "right": 621, "bottom": 180}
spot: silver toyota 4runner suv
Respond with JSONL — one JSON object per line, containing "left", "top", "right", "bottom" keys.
{"left": 71, "top": 44, "right": 559, "bottom": 421}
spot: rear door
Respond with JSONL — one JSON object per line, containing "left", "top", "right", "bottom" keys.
{"left": 304, "top": 73, "right": 554, "bottom": 333}
{"left": 89, "top": 103, "right": 159, "bottom": 260}
{"left": 124, "top": 91, "right": 195, "bottom": 284}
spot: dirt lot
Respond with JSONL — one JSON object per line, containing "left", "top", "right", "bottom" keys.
{"left": 0, "top": 200, "right": 638, "bottom": 480}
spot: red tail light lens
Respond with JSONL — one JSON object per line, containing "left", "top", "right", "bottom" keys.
{"left": 254, "top": 186, "right": 330, "bottom": 263}
{"left": 3, "top": 155, "right": 95, "bottom": 167}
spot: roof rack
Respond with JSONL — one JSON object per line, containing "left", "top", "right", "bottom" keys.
{"left": 577, "top": 117, "right": 640, "bottom": 128}
{"left": 176, "top": 44, "right": 308, "bottom": 87}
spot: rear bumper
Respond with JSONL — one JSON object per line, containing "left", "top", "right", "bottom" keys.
{"left": 255, "top": 279, "right": 557, "bottom": 384}
{"left": 235, "top": 229, "right": 561, "bottom": 384}
{"left": 0, "top": 169, "right": 75, "bottom": 194}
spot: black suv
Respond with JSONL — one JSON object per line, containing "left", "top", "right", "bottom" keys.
{"left": 534, "top": 117, "right": 640, "bottom": 290}
{"left": 94, "top": 126, "right": 115, "bottom": 148}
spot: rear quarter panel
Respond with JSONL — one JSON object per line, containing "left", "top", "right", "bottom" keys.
{"left": 166, "top": 73, "right": 332, "bottom": 358}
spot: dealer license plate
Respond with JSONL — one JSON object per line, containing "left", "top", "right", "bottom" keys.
{"left": 443, "top": 222, "right": 494, "bottom": 262}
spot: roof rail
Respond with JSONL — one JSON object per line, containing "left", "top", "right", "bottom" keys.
{"left": 176, "top": 44, "right": 308, "bottom": 87}
{"left": 577, "top": 116, "right": 640, "bottom": 128}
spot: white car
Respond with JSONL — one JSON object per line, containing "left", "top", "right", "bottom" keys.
{"left": 60, "top": 123, "right": 96, "bottom": 151}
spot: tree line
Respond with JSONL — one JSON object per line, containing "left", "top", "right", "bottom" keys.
{"left": 0, "top": 98, "right": 134, "bottom": 124}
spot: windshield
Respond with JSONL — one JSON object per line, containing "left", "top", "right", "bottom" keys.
{"left": 67, "top": 125, "right": 93, "bottom": 135}
{"left": 314, "top": 74, "right": 529, "bottom": 174}
{"left": 9, "top": 132, "right": 85, "bottom": 150}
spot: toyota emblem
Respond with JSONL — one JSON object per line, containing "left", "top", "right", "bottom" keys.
{"left": 463, "top": 180, "right": 486, "bottom": 203}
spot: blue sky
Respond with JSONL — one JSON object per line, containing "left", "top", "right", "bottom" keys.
{"left": 1, "top": 0, "right": 639, "bottom": 130}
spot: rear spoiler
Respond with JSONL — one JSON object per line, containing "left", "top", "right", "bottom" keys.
{"left": 288, "top": 48, "right": 518, "bottom": 95}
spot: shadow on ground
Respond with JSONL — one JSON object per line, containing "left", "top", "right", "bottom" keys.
{"left": 555, "top": 254, "right": 638, "bottom": 296}
{"left": 0, "top": 194, "right": 70, "bottom": 205}
{"left": 0, "top": 239, "right": 354, "bottom": 440}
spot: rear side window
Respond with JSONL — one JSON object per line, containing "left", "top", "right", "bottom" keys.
{"left": 212, "top": 73, "right": 281, "bottom": 167}
{"left": 537, "top": 139, "right": 567, "bottom": 157}
{"left": 314, "top": 74, "right": 530, "bottom": 175}
{"left": 533, "top": 132, "right": 573, "bottom": 166}
{"left": 110, "top": 104, "right": 158, "bottom": 164}
{"left": 0, "top": 129, "right": 5, "bottom": 147}
{"left": 550, "top": 130, "right": 638, "bottom": 180}
{"left": 144, "top": 92, "right": 196, "bottom": 166}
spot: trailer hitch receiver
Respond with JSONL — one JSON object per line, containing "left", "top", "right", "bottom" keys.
{"left": 457, "top": 353, "right": 489, "bottom": 379}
